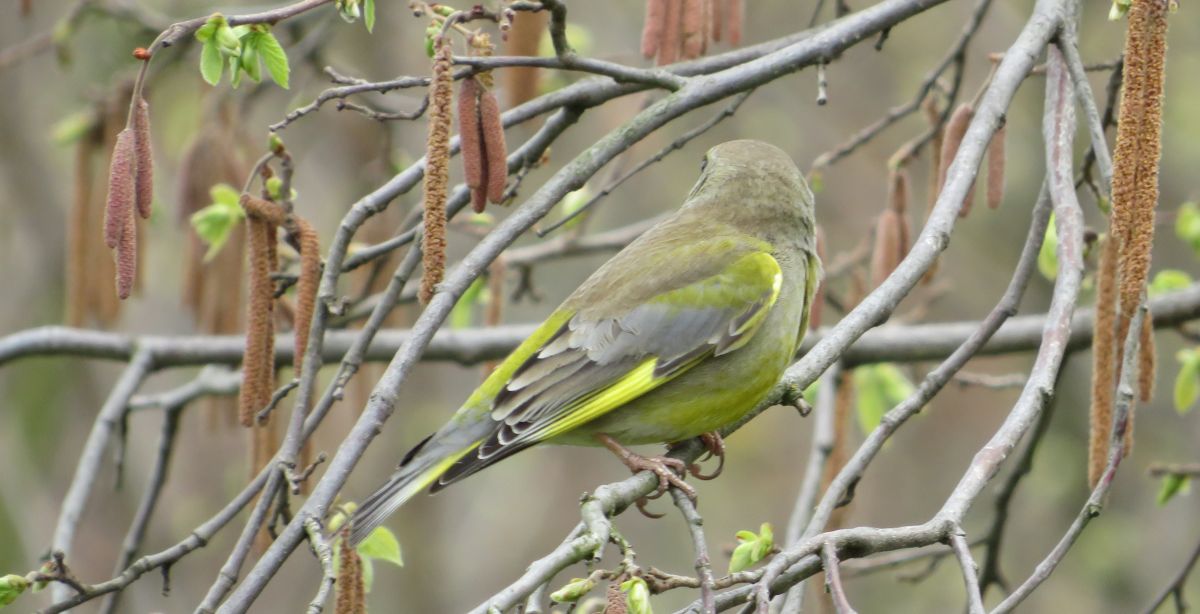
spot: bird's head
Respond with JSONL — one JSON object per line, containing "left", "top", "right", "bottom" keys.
{"left": 684, "top": 140, "right": 816, "bottom": 245}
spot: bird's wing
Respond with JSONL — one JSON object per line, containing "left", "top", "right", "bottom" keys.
{"left": 432, "top": 247, "right": 784, "bottom": 490}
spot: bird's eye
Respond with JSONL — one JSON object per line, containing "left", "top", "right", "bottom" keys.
{"left": 699, "top": 156, "right": 709, "bottom": 173}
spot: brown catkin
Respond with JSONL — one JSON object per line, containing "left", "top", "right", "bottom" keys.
{"left": 888, "top": 168, "right": 912, "bottom": 255}
{"left": 293, "top": 217, "right": 320, "bottom": 372}
{"left": 725, "top": 0, "right": 743, "bottom": 46}
{"left": 822, "top": 370, "right": 853, "bottom": 530}
{"left": 1138, "top": 309, "right": 1155, "bottom": 403}
{"left": 657, "top": 0, "right": 683, "bottom": 65}
{"left": 335, "top": 526, "right": 365, "bottom": 614}
{"left": 1088, "top": 234, "right": 1119, "bottom": 489}
{"left": 132, "top": 97, "right": 153, "bottom": 219}
{"left": 604, "top": 581, "right": 628, "bottom": 614}
{"left": 986, "top": 123, "right": 1006, "bottom": 210}
{"left": 66, "top": 128, "right": 97, "bottom": 326}
{"left": 479, "top": 88, "right": 508, "bottom": 204}
{"left": 937, "top": 104, "right": 975, "bottom": 217}
{"left": 240, "top": 217, "right": 274, "bottom": 427}
{"left": 711, "top": 0, "right": 724, "bottom": 42}
{"left": 458, "top": 77, "right": 487, "bottom": 211}
{"left": 870, "top": 209, "right": 902, "bottom": 288}
{"left": 239, "top": 193, "right": 288, "bottom": 225}
{"left": 1111, "top": 0, "right": 1169, "bottom": 322}
{"left": 420, "top": 39, "right": 453, "bottom": 305}
{"left": 115, "top": 201, "right": 137, "bottom": 299}
{"left": 641, "top": 0, "right": 668, "bottom": 59}
{"left": 680, "top": 0, "right": 704, "bottom": 59}
{"left": 503, "top": 11, "right": 549, "bottom": 108}
{"left": 104, "top": 129, "right": 135, "bottom": 249}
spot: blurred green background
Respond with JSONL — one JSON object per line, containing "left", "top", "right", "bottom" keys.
{"left": 1, "top": 0, "right": 1198, "bottom": 611}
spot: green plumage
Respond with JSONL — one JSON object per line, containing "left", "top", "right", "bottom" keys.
{"left": 351, "top": 140, "right": 819, "bottom": 545}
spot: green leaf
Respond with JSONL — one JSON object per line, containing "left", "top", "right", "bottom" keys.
{"left": 215, "top": 23, "right": 241, "bottom": 55}
{"left": 554, "top": 187, "right": 593, "bottom": 232}
{"left": 1038, "top": 213, "right": 1059, "bottom": 281}
{"left": 257, "top": 31, "right": 290, "bottom": 89}
{"left": 228, "top": 55, "right": 243, "bottom": 88}
{"left": 1149, "top": 270, "right": 1193, "bottom": 297}
{"left": 240, "top": 36, "right": 262, "bottom": 83}
{"left": 1175, "top": 202, "right": 1200, "bottom": 257}
{"left": 621, "top": 577, "right": 653, "bottom": 614}
{"left": 212, "top": 183, "right": 240, "bottom": 207}
{"left": 364, "top": 0, "right": 375, "bottom": 32}
{"left": 194, "top": 15, "right": 224, "bottom": 43}
{"left": 50, "top": 110, "right": 96, "bottom": 146}
{"left": 550, "top": 577, "right": 595, "bottom": 603}
{"left": 0, "top": 575, "right": 30, "bottom": 607}
{"left": 449, "top": 278, "right": 485, "bottom": 329}
{"left": 729, "top": 524, "right": 774, "bottom": 573}
{"left": 1174, "top": 349, "right": 1200, "bottom": 414}
{"left": 1157, "top": 474, "right": 1190, "bottom": 505}
{"left": 190, "top": 184, "right": 245, "bottom": 260}
{"left": 754, "top": 523, "right": 774, "bottom": 560}
{"left": 200, "top": 40, "right": 224, "bottom": 85}
{"left": 853, "top": 363, "right": 915, "bottom": 434}
{"left": 356, "top": 526, "right": 403, "bottom": 567}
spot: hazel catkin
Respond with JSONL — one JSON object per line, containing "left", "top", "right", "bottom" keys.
{"left": 457, "top": 77, "right": 487, "bottom": 212}
{"left": 104, "top": 129, "right": 135, "bottom": 249}
{"left": 986, "top": 122, "right": 1006, "bottom": 210}
{"left": 419, "top": 38, "right": 453, "bottom": 305}
{"left": 133, "top": 97, "right": 154, "bottom": 219}
{"left": 479, "top": 87, "right": 508, "bottom": 205}
{"left": 293, "top": 217, "right": 320, "bottom": 372}
{"left": 115, "top": 204, "right": 137, "bottom": 299}
{"left": 641, "top": 0, "right": 667, "bottom": 59}
{"left": 937, "top": 104, "right": 976, "bottom": 218}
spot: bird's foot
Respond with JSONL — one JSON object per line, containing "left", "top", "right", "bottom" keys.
{"left": 596, "top": 434, "right": 697, "bottom": 504}
{"left": 688, "top": 431, "right": 726, "bottom": 481}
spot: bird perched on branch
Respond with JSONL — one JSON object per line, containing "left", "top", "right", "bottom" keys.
{"left": 351, "top": 139, "right": 820, "bottom": 545}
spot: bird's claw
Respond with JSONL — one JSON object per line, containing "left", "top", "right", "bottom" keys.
{"left": 688, "top": 431, "right": 726, "bottom": 480}
{"left": 624, "top": 453, "right": 696, "bottom": 500}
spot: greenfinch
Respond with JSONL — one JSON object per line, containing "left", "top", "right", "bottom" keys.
{"left": 351, "top": 139, "right": 819, "bottom": 544}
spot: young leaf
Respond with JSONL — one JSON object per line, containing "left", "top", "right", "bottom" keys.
{"left": 194, "top": 15, "right": 223, "bottom": 43}
{"left": 190, "top": 184, "right": 245, "bottom": 260}
{"left": 550, "top": 577, "right": 596, "bottom": 603}
{"left": 1175, "top": 202, "right": 1200, "bottom": 257}
{"left": 1038, "top": 213, "right": 1059, "bottom": 280}
{"left": 51, "top": 110, "right": 96, "bottom": 146}
{"left": 228, "top": 55, "right": 243, "bottom": 88}
{"left": 258, "top": 31, "right": 290, "bottom": 89}
{"left": 1156, "top": 474, "right": 1190, "bottom": 505}
{"left": 1174, "top": 349, "right": 1200, "bottom": 414}
{"left": 449, "top": 278, "right": 486, "bottom": 329}
{"left": 364, "top": 0, "right": 376, "bottom": 32}
{"left": 356, "top": 526, "right": 403, "bottom": 567}
{"left": 853, "top": 364, "right": 915, "bottom": 434}
{"left": 200, "top": 40, "right": 224, "bottom": 85}
{"left": 240, "top": 35, "right": 262, "bottom": 83}
{"left": 729, "top": 524, "right": 774, "bottom": 573}
{"left": 1149, "top": 270, "right": 1193, "bottom": 297}
{"left": 0, "top": 574, "right": 30, "bottom": 607}
{"left": 621, "top": 577, "right": 653, "bottom": 614}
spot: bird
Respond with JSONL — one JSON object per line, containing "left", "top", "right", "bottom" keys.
{"left": 350, "top": 139, "right": 819, "bottom": 545}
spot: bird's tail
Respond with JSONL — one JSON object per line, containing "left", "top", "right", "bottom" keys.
{"left": 348, "top": 433, "right": 479, "bottom": 546}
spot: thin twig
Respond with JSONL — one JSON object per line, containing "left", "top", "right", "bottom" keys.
{"left": 820, "top": 542, "right": 857, "bottom": 614}
{"left": 948, "top": 529, "right": 985, "bottom": 614}
{"left": 672, "top": 489, "right": 717, "bottom": 613}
